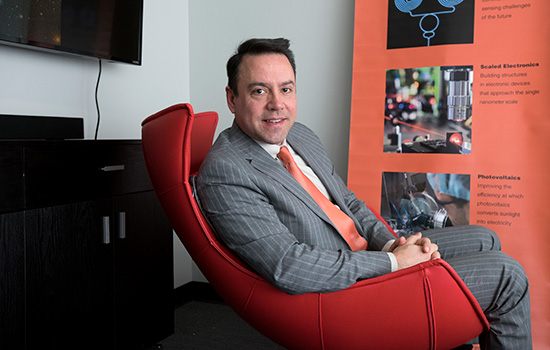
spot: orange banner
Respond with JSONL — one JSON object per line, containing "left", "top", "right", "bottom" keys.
{"left": 349, "top": 0, "right": 550, "bottom": 347}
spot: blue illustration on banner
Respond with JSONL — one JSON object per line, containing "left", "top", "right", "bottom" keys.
{"left": 394, "top": 0, "right": 465, "bottom": 46}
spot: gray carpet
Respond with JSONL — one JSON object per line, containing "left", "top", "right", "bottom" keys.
{"left": 157, "top": 300, "right": 475, "bottom": 350}
{"left": 160, "top": 301, "right": 284, "bottom": 350}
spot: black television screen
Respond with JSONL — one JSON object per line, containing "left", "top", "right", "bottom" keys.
{"left": 0, "top": 0, "right": 143, "bottom": 65}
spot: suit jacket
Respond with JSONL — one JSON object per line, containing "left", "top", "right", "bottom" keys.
{"left": 197, "top": 121, "right": 396, "bottom": 294}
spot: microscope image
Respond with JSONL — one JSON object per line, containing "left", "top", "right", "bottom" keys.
{"left": 384, "top": 65, "right": 473, "bottom": 154}
{"left": 380, "top": 172, "right": 471, "bottom": 236}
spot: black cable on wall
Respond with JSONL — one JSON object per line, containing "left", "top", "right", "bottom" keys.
{"left": 94, "top": 58, "right": 102, "bottom": 140}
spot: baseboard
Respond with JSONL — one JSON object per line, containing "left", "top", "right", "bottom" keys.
{"left": 174, "top": 281, "right": 224, "bottom": 307}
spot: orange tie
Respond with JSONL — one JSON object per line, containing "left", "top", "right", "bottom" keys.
{"left": 277, "top": 146, "right": 368, "bottom": 251}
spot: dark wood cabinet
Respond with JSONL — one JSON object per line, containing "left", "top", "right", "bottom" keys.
{"left": 0, "top": 140, "right": 173, "bottom": 350}
{"left": 113, "top": 191, "right": 174, "bottom": 349}
{"left": 0, "top": 211, "right": 25, "bottom": 349}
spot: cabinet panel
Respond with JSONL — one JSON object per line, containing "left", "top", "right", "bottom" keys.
{"left": 98, "top": 144, "right": 153, "bottom": 197}
{"left": 0, "top": 212, "right": 25, "bottom": 350}
{"left": 23, "top": 141, "right": 151, "bottom": 210}
{"left": 114, "top": 191, "right": 174, "bottom": 349}
{"left": 25, "top": 200, "right": 115, "bottom": 350}
{"left": 0, "top": 140, "right": 174, "bottom": 349}
{"left": 0, "top": 145, "right": 23, "bottom": 212}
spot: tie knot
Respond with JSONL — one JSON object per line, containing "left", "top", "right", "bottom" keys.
{"left": 277, "top": 146, "right": 293, "bottom": 166}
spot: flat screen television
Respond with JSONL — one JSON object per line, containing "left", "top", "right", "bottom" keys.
{"left": 0, "top": 0, "right": 143, "bottom": 65}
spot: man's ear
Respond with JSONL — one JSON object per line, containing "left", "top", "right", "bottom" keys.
{"left": 226, "top": 86, "right": 236, "bottom": 114}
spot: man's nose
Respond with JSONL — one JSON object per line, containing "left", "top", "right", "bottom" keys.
{"left": 267, "top": 92, "right": 284, "bottom": 110}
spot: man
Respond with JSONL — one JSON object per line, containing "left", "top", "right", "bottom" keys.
{"left": 197, "top": 38, "right": 531, "bottom": 349}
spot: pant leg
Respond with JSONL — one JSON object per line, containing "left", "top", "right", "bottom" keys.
{"left": 423, "top": 225, "right": 532, "bottom": 349}
{"left": 447, "top": 251, "right": 532, "bottom": 350}
{"left": 421, "top": 224, "right": 501, "bottom": 258}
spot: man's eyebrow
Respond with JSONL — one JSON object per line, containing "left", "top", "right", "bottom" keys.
{"left": 247, "top": 82, "right": 269, "bottom": 89}
{"left": 247, "top": 80, "right": 295, "bottom": 89}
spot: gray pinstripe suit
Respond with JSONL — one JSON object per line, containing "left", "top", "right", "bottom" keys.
{"left": 197, "top": 121, "right": 531, "bottom": 349}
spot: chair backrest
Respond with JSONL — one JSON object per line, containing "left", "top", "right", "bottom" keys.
{"left": 141, "top": 103, "right": 489, "bottom": 350}
{"left": 141, "top": 104, "right": 267, "bottom": 309}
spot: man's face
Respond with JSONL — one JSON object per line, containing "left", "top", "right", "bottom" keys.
{"left": 226, "top": 53, "right": 297, "bottom": 145}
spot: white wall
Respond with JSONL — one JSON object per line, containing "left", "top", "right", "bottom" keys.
{"left": 189, "top": 0, "right": 356, "bottom": 179}
{"left": 0, "top": 0, "right": 190, "bottom": 140}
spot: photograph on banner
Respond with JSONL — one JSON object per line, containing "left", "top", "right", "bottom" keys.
{"left": 387, "top": 0, "right": 475, "bottom": 48}
{"left": 384, "top": 65, "right": 473, "bottom": 154}
{"left": 380, "top": 171, "right": 470, "bottom": 236}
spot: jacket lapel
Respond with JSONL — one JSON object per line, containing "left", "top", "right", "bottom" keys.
{"left": 287, "top": 129, "right": 348, "bottom": 211}
{"left": 287, "top": 131, "right": 364, "bottom": 240}
{"left": 228, "top": 122, "right": 331, "bottom": 222}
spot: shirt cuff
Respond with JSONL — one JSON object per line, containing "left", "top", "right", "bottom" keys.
{"left": 382, "top": 239, "right": 395, "bottom": 252}
{"left": 387, "top": 252, "right": 398, "bottom": 272}
{"left": 382, "top": 239, "right": 398, "bottom": 272}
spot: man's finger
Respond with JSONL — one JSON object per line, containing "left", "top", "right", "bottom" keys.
{"left": 405, "top": 232, "right": 422, "bottom": 245}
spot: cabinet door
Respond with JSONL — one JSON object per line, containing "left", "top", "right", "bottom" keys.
{"left": 25, "top": 199, "right": 115, "bottom": 350}
{"left": 113, "top": 191, "right": 174, "bottom": 349}
{"left": 0, "top": 211, "right": 25, "bottom": 350}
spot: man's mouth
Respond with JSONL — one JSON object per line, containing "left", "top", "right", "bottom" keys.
{"left": 264, "top": 118, "right": 285, "bottom": 124}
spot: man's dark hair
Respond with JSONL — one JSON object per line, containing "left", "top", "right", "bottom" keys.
{"left": 226, "top": 38, "right": 296, "bottom": 96}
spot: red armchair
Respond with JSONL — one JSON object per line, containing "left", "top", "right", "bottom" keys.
{"left": 141, "top": 103, "right": 489, "bottom": 350}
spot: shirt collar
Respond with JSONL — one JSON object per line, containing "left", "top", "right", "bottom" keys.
{"left": 255, "top": 139, "right": 289, "bottom": 160}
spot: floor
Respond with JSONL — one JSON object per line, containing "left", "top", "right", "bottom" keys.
{"left": 158, "top": 301, "right": 284, "bottom": 350}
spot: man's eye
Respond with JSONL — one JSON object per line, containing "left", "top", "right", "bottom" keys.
{"left": 253, "top": 88, "right": 265, "bottom": 95}
{"left": 282, "top": 87, "right": 292, "bottom": 93}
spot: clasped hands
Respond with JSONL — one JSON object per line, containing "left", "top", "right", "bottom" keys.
{"left": 389, "top": 232, "right": 441, "bottom": 270}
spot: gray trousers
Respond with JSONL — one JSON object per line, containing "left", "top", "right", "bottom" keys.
{"left": 422, "top": 225, "right": 532, "bottom": 350}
